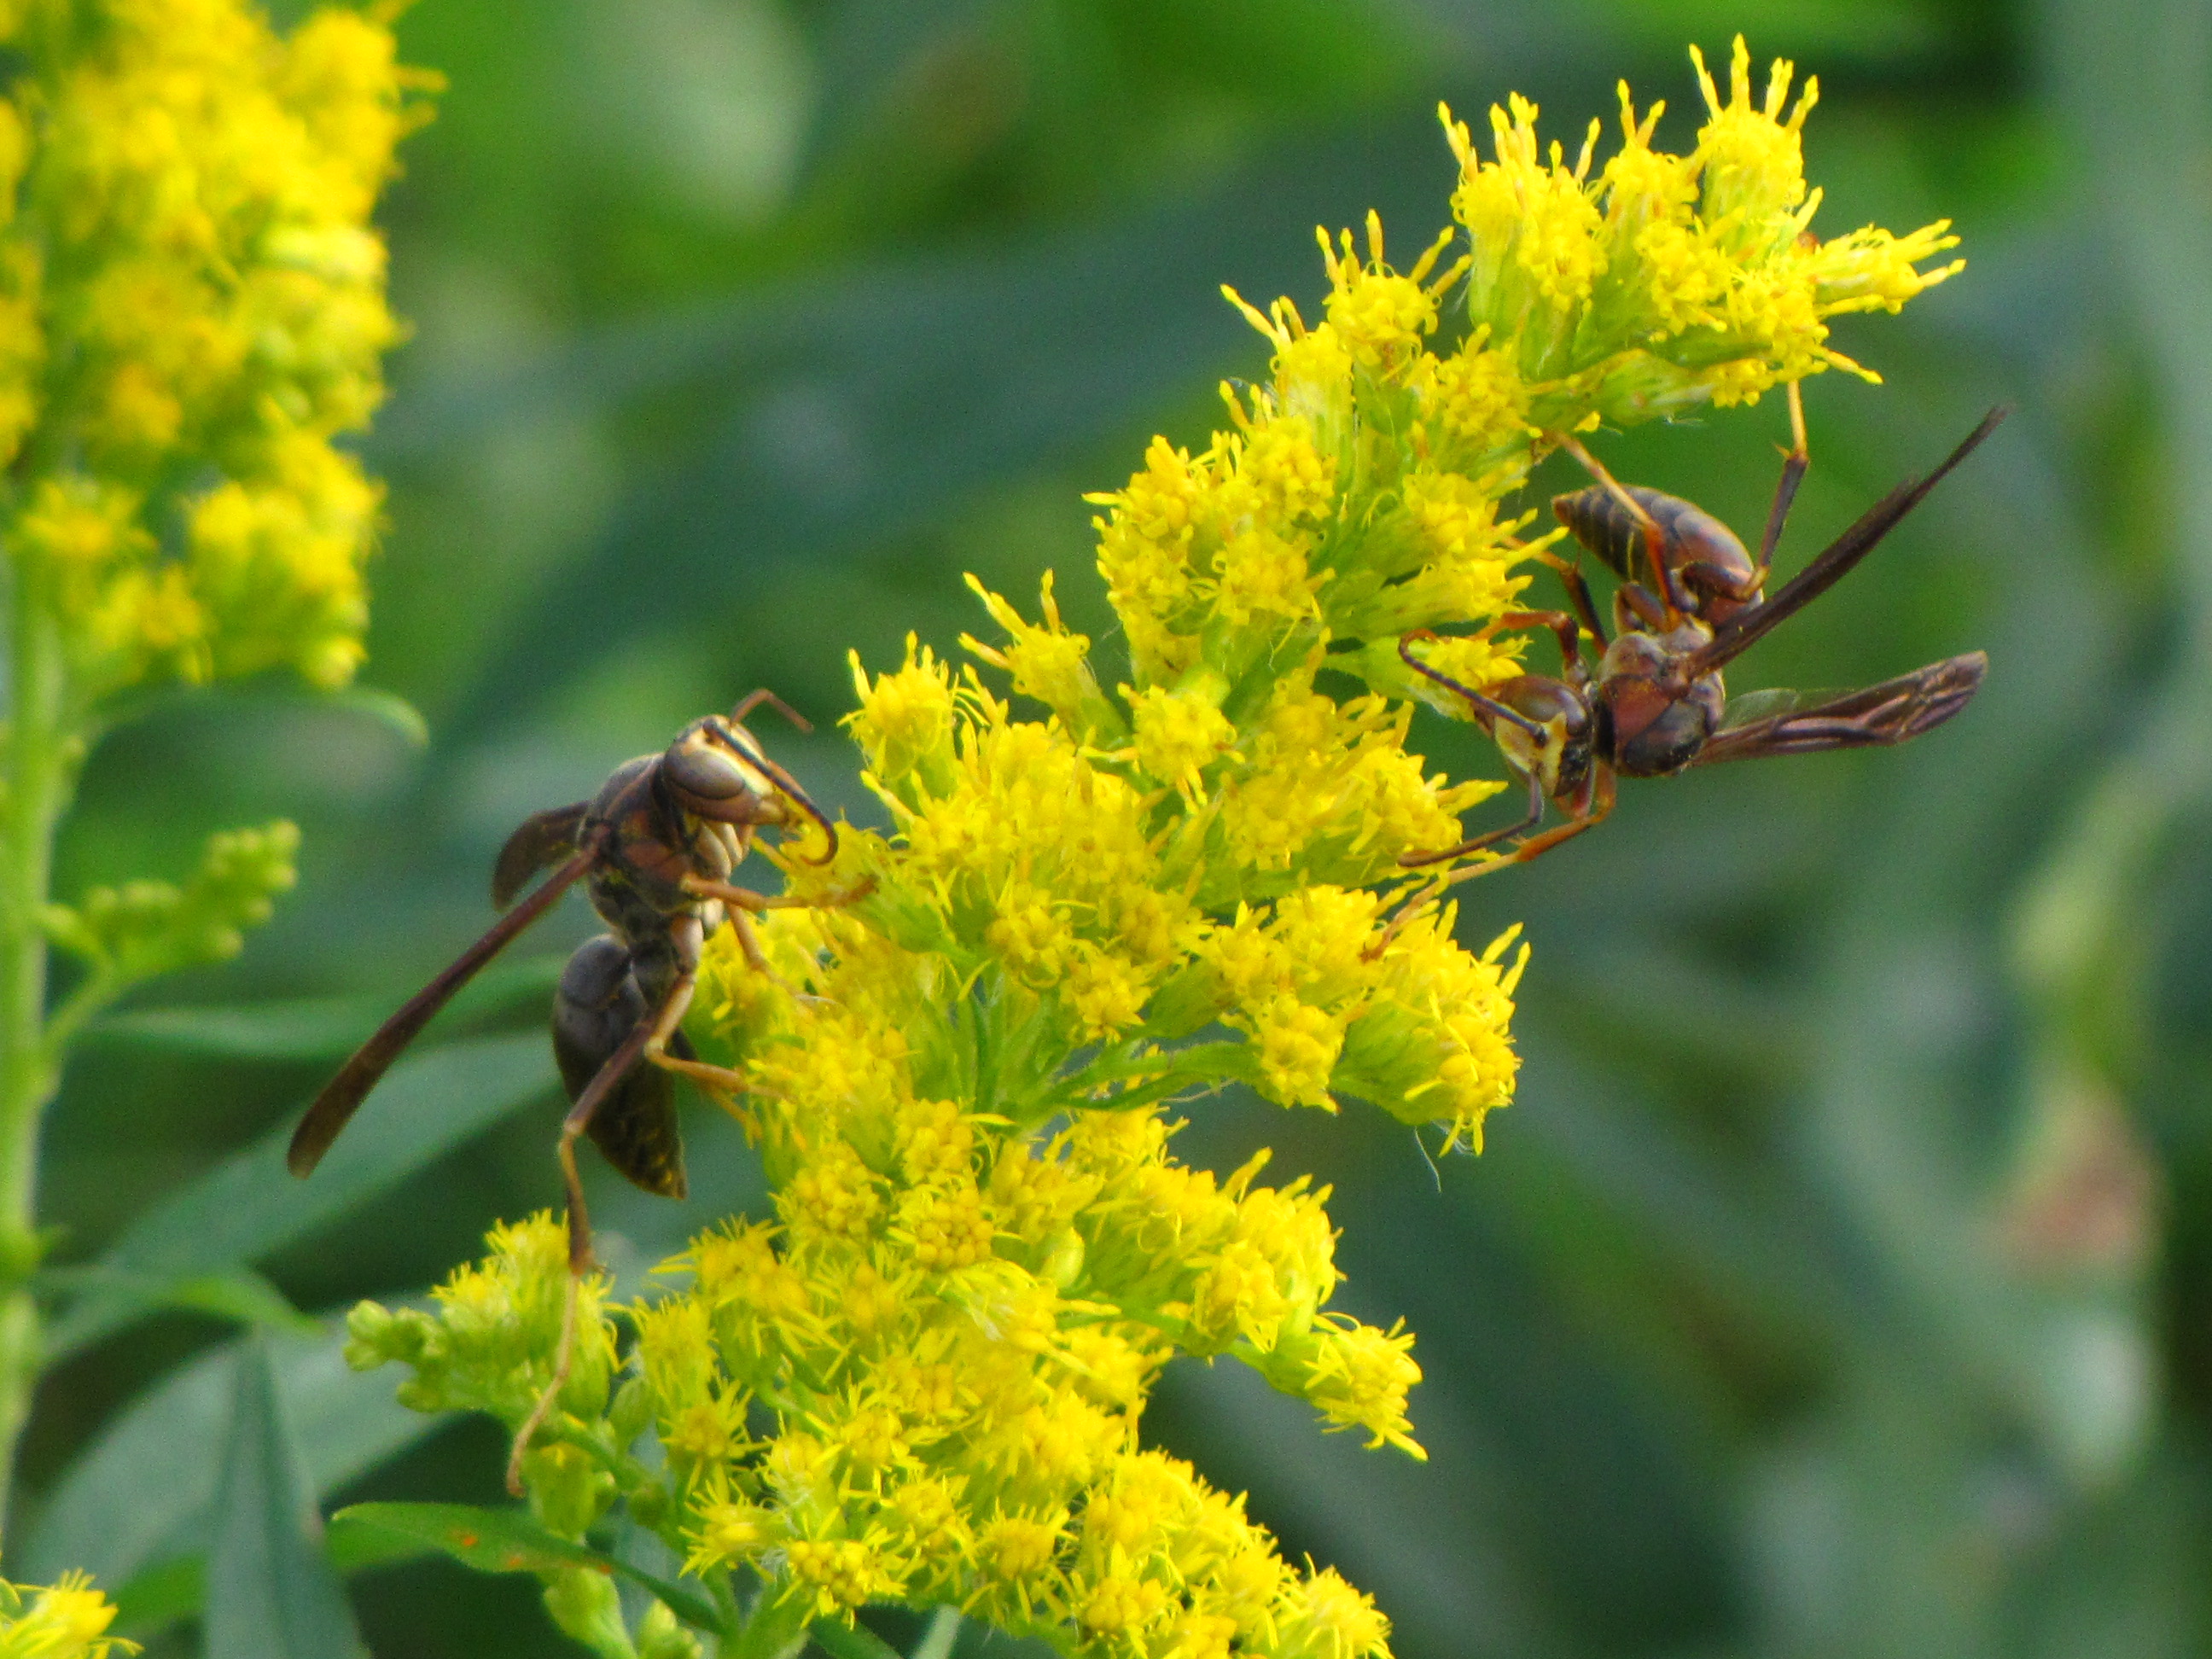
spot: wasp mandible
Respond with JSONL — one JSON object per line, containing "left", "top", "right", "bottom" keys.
{"left": 288, "top": 690, "right": 870, "bottom": 1487}
{"left": 1399, "top": 401, "right": 2005, "bottom": 881}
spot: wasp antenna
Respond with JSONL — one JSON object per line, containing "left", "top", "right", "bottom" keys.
{"left": 757, "top": 755, "right": 841, "bottom": 864}
{"left": 731, "top": 688, "right": 812, "bottom": 733}
{"left": 1399, "top": 632, "right": 1546, "bottom": 740}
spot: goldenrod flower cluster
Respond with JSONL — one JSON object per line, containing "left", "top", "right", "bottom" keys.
{"left": 1444, "top": 37, "right": 1960, "bottom": 421}
{"left": 352, "top": 43, "right": 1959, "bottom": 1659}
{"left": 0, "top": 1571, "right": 131, "bottom": 1659}
{"left": 2, "top": 0, "right": 432, "bottom": 701}
{"left": 1, "top": 0, "right": 431, "bottom": 1076}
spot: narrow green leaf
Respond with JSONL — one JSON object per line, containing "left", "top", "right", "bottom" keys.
{"left": 330, "top": 1500, "right": 598, "bottom": 1576}
{"left": 319, "top": 683, "right": 430, "bottom": 748}
{"left": 82, "top": 952, "right": 565, "bottom": 1060}
{"left": 23, "top": 1324, "right": 444, "bottom": 1592}
{"left": 911, "top": 1608, "right": 962, "bottom": 1659}
{"left": 36, "top": 1265, "right": 320, "bottom": 1338}
{"left": 432, "top": 117, "right": 1470, "bottom": 737}
{"left": 85, "top": 994, "right": 391, "bottom": 1060}
{"left": 331, "top": 1503, "right": 722, "bottom": 1633}
{"left": 327, "top": 1513, "right": 440, "bottom": 1576}
{"left": 46, "top": 1030, "right": 557, "bottom": 1361}
{"left": 109, "top": 1556, "right": 203, "bottom": 1635}
{"left": 204, "top": 1337, "right": 366, "bottom": 1658}
{"left": 108, "top": 1492, "right": 435, "bottom": 1636}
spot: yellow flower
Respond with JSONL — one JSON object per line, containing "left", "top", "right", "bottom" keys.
{"left": 849, "top": 637, "right": 959, "bottom": 793}
{"left": 1127, "top": 684, "right": 1240, "bottom": 798}
{"left": 784, "top": 1536, "right": 895, "bottom": 1619}
{"left": 1275, "top": 1568, "right": 1393, "bottom": 1659}
{"left": 1317, "top": 214, "right": 1462, "bottom": 370}
{"left": 0, "top": 1570, "right": 133, "bottom": 1659}
{"left": 1252, "top": 997, "right": 1349, "bottom": 1109}
{"left": 3, "top": 0, "right": 429, "bottom": 704}
{"left": 963, "top": 573, "right": 1104, "bottom": 731}
{"left": 1690, "top": 38, "right": 1818, "bottom": 251}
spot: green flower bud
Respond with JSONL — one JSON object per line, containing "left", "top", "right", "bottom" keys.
{"left": 635, "top": 1602, "right": 703, "bottom": 1659}
{"left": 608, "top": 1375, "right": 653, "bottom": 1448}
{"left": 527, "top": 1441, "right": 618, "bottom": 1540}
{"left": 541, "top": 1567, "right": 634, "bottom": 1659}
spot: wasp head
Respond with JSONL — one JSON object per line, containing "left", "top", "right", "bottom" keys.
{"left": 661, "top": 714, "right": 840, "bottom": 864}
{"left": 1488, "top": 675, "right": 1594, "bottom": 800}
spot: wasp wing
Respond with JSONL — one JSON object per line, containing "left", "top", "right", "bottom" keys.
{"left": 1715, "top": 687, "right": 1823, "bottom": 730}
{"left": 1686, "top": 408, "right": 2005, "bottom": 678}
{"left": 492, "top": 802, "right": 590, "bottom": 909}
{"left": 1692, "top": 652, "right": 1987, "bottom": 766}
{"left": 287, "top": 845, "right": 597, "bottom": 1178}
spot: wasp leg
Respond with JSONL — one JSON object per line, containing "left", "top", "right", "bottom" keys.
{"left": 680, "top": 874, "right": 876, "bottom": 913}
{"left": 649, "top": 1009, "right": 743, "bottom": 1095}
{"left": 1756, "top": 380, "right": 1811, "bottom": 574}
{"left": 1613, "top": 581, "right": 1672, "bottom": 636}
{"left": 675, "top": 874, "right": 875, "bottom": 998}
{"left": 505, "top": 980, "right": 672, "bottom": 1495}
{"left": 1494, "top": 608, "right": 1592, "bottom": 683}
{"left": 1534, "top": 550, "right": 1610, "bottom": 649}
{"left": 1370, "top": 767, "right": 1548, "bottom": 958}
{"left": 633, "top": 912, "right": 756, "bottom": 1097}
{"left": 1400, "top": 765, "right": 1546, "bottom": 867}
{"left": 1435, "top": 764, "right": 1616, "bottom": 887}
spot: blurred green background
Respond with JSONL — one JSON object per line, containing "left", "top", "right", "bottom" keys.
{"left": 24, "top": 0, "right": 2212, "bottom": 1652}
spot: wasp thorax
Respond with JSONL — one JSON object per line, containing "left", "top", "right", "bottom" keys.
{"left": 589, "top": 755, "right": 658, "bottom": 821}
{"left": 1602, "top": 671, "right": 1722, "bottom": 778}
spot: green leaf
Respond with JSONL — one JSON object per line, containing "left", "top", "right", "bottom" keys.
{"left": 109, "top": 1555, "right": 205, "bottom": 1635}
{"left": 911, "top": 1608, "right": 962, "bottom": 1659}
{"left": 23, "top": 1324, "right": 443, "bottom": 1594}
{"left": 108, "top": 1494, "right": 434, "bottom": 1636}
{"left": 45, "top": 1030, "right": 557, "bottom": 1361}
{"left": 86, "top": 993, "right": 399, "bottom": 1061}
{"left": 428, "top": 115, "right": 1473, "bottom": 738}
{"left": 82, "top": 952, "right": 566, "bottom": 1060}
{"left": 807, "top": 1616, "right": 903, "bottom": 1659}
{"left": 330, "top": 1503, "right": 722, "bottom": 1634}
{"left": 330, "top": 1501, "right": 598, "bottom": 1576}
{"left": 35, "top": 1265, "right": 320, "bottom": 1338}
{"left": 204, "top": 1336, "right": 367, "bottom": 1658}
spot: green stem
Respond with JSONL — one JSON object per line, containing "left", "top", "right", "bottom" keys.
{"left": 39, "top": 963, "right": 115, "bottom": 1062}
{"left": 0, "top": 554, "right": 71, "bottom": 1546}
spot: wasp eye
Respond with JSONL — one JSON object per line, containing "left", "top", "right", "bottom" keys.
{"left": 663, "top": 736, "right": 757, "bottom": 802}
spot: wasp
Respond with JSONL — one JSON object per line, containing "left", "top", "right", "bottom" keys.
{"left": 1399, "top": 402, "right": 2005, "bottom": 880}
{"left": 287, "top": 690, "right": 869, "bottom": 1486}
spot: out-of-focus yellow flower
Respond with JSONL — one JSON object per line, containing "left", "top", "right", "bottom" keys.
{"left": 2, "top": 0, "right": 434, "bottom": 703}
{"left": 0, "top": 1569, "right": 134, "bottom": 1659}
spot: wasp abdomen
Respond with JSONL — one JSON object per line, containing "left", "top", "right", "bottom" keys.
{"left": 1552, "top": 485, "right": 1763, "bottom": 620}
{"left": 552, "top": 934, "right": 689, "bottom": 1198}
